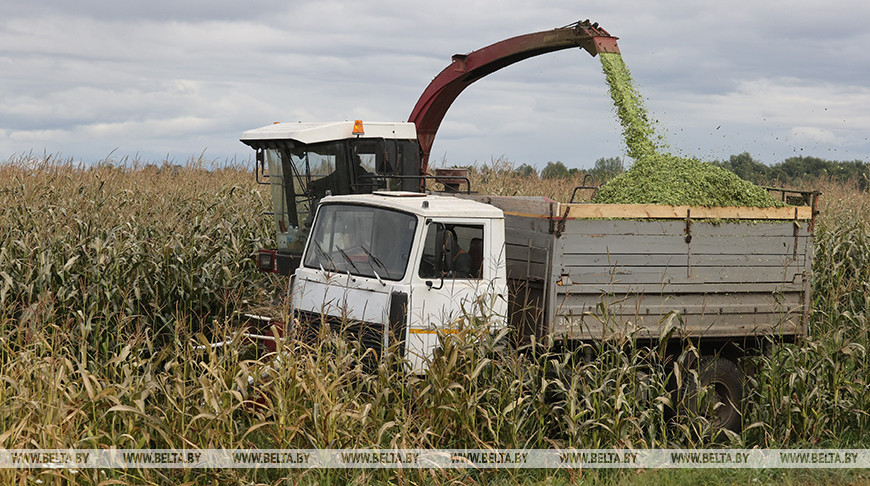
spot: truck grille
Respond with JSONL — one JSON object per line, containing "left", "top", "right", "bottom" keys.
{"left": 293, "top": 310, "right": 385, "bottom": 358}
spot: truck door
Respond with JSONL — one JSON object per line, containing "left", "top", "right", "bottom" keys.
{"left": 407, "top": 220, "right": 489, "bottom": 371}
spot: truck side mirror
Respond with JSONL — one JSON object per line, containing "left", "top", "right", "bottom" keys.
{"left": 422, "top": 223, "right": 449, "bottom": 288}
{"left": 439, "top": 227, "right": 457, "bottom": 275}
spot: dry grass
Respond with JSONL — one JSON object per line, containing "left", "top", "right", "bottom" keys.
{"left": 2, "top": 155, "right": 870, "bottom": 484}
{"left": 459, "top": 158, "right": 600, "bottom": 202}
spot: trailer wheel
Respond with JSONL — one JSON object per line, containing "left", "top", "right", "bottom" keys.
{"left": 690, "top": 356, "right": 743, "bottom": 432}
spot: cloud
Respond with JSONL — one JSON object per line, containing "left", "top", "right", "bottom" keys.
{"left": 1, "top": 1, "right": 870, "bottom": 167}
{"left": 643, "top": 76, "right": 870, "bottom": 162}
{"left": 790, "top": 126, "right": 840, "bottom": 145}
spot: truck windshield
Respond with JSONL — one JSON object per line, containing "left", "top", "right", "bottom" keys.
{"left": 303, "top": 204, "right": 418, "bottom": 281}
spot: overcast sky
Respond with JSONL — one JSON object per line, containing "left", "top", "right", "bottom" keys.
{"left": 2, "top": 1, "right": 869, "bottom": 170}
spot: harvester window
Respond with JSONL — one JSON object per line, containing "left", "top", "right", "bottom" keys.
{"left": 350, "top": 139, "right": 385, "bottom": 192}
{"left": 418, "top": 223, "right": 484, "bottom": 279}
{"left": 304, "top": 142, "right": 350, "bottom": 199}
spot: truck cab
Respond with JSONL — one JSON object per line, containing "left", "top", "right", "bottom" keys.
{"left": 290, "top": 192, "right": 508, "bottom": 371}
{"left": 241, "top": 121, "right": 422, "bottom": 274}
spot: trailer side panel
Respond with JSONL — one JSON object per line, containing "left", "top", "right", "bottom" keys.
{"left": 459, "top": 194, "right": 814, "bottom": 343}
{"left": 553, "top": 218, "right": 810, "bottom": 340}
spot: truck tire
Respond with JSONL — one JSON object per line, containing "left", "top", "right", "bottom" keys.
{"left": 690, "top": 356, "right": 743, "bottom": 432}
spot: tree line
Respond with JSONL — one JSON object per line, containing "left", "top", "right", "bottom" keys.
{"left": 507, "top": 154, "right": 869, "bottom": 190}
{"left": 712, "top": 153, "right": 869, "bottom": 190}
{"left": 514, "top": 157, "right": 625, "bottom": 183}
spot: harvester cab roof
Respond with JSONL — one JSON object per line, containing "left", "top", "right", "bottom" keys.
{"left": 240, "top": 120, "right": 417, "bottom": 146}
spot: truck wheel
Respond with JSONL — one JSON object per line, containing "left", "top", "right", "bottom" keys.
{"left": 690, "top": 356, "right": 743, "bottom": 432}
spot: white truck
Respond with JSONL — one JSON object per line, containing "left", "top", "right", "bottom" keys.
{"left": 287, "top": 191, "right": 816, "bottom": 431}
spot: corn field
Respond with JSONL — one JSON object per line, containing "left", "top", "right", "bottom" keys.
{"left": 2, "top": 155, "right": 870, "bottom": 484}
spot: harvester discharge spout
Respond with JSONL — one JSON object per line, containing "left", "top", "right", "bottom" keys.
{"left": 409, "top": 19, "right": 620, "bottom": 172}
{"left": 576, "top": 20, "right": 620, "bottom": 55}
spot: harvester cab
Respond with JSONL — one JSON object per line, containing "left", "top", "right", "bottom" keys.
{"left": 241, "top": 121, "right": 422, "bottom": 275}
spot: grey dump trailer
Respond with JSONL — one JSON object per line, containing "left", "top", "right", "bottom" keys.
{"left": 467, "top": 195, "right": 815, "bottom": 348}
{"left": 465, "top": 193, "right": 815, "bottom": 431}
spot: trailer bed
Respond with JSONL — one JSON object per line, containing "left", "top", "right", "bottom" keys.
{"left": 465, "top": 195, "right": 814, "bottom": 342}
